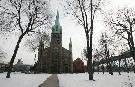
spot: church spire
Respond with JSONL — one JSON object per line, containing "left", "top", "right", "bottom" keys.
{"left": 55, "top": 10, "right": 60, "bottom": 26}
{"left": 70, "top": 37, "right": 72, "bottom": 45}
{"left": 69, "top": 37, "right": 72, "bottom": 52}
{"left": 52, "top": 10, "right": 62, "bottom": 33}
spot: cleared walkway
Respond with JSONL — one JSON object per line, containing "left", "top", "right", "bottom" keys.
{"left": 39, "top": 74, "right": 59, "bottom": 87}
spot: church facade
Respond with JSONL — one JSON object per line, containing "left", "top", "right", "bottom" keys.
{"left": 36, "top": 11, "right": 73, "bottom": 73}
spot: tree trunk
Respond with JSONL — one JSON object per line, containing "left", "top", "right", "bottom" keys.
{"left": 129, "top": 23, "right": 135, "bottom": 62}
{"left": 130, "top": 46, "right": 135, "bottom": 62}
{"left": 118, "top": 59, "right": 121, "bottom": 75}
{"left": 6, "top": 34, "right": 25, "bottom": 78}
{"left": 88, "top": 27, "right": 93, "bottom": 80}
{"left": 124, "top": 58, "right": 128, "bottom": 73}
{"left": 129, "top": 39, "right": 135, "bottom": 62}
{"left": 89, "top": 45, "right": 93, "bottom": 80}
{"left": 88, "top": 0, "right": 94, "bottom": 80}
{"left": 108, "top": 62, "right": 113, "bottom": 75}
{"left": 93, "top": 61, "right": 95, "bottom": 74}
{"left": 101, "top": 64, "right": 104, "bottom": 74}
{"left": 86, "top": 35, "right": 89, "bottom": 72}
{"left": 86, "top": 34, "right": 93, "bottom": 80}
{"left": 97, "top": 59, "right": 99, "bottom": 74}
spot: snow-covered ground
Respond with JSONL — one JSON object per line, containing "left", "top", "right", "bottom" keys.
{"left": 0, "top": 72, "right": 135, "bottom": 87}
{"left": 0, "top": 72, "right": 51, "bottom": 87}
{"left": 58, "top": 72, "right": 135, "bottom": 87}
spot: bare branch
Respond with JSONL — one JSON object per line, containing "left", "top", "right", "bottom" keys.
{"left": 77, "top": 0, "right": 87, "bottom": 33}
{"left": 17, "top": 5, "right": 23, "bottom": 33}
{"left": 106, "top": 7, "right": 135, "bottom": 61}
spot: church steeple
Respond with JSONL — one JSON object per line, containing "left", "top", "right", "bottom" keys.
{"left": 69, "top": 37, "right": 72, "bottom": 52}
{"left": 52, "top": 10, "right": 62, "bottom": 33}
{"left": 55, "top": 10, "right": 60, "bottom": 26}
{"left": 70, "top": 37, "right": 72, "bottom": 45}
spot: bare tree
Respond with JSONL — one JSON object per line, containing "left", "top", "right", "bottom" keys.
{"left": 99, "top": 32, "right": 115, "bottom": 75}
{"left": 65, "top": 0, "right": 103, "bottom": 80}
{"left": 99, "top": 32, "right": 114, "bottom": 60}
{"left": 0, "top": 0, "right": 52, "bottom": 78}
{"left": 25, "top": 30, "right": 50, "bottom": 52}
{"left": 106, "top": 8, "right": 135, "bottom": 62}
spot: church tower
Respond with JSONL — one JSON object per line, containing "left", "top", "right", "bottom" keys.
{"left": 69, "top": 37, "right": 73, "bottom": 72}
{"left": 50, "top": 11, "right": 62, "bottom": 73}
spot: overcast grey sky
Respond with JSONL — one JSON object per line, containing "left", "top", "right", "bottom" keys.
{"left": 0, "top": 0, "right": 135, "bottom": 65}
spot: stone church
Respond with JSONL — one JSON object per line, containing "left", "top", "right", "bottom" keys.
{"left": 36, "top": 11, "right": 73, "bottom": 73}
